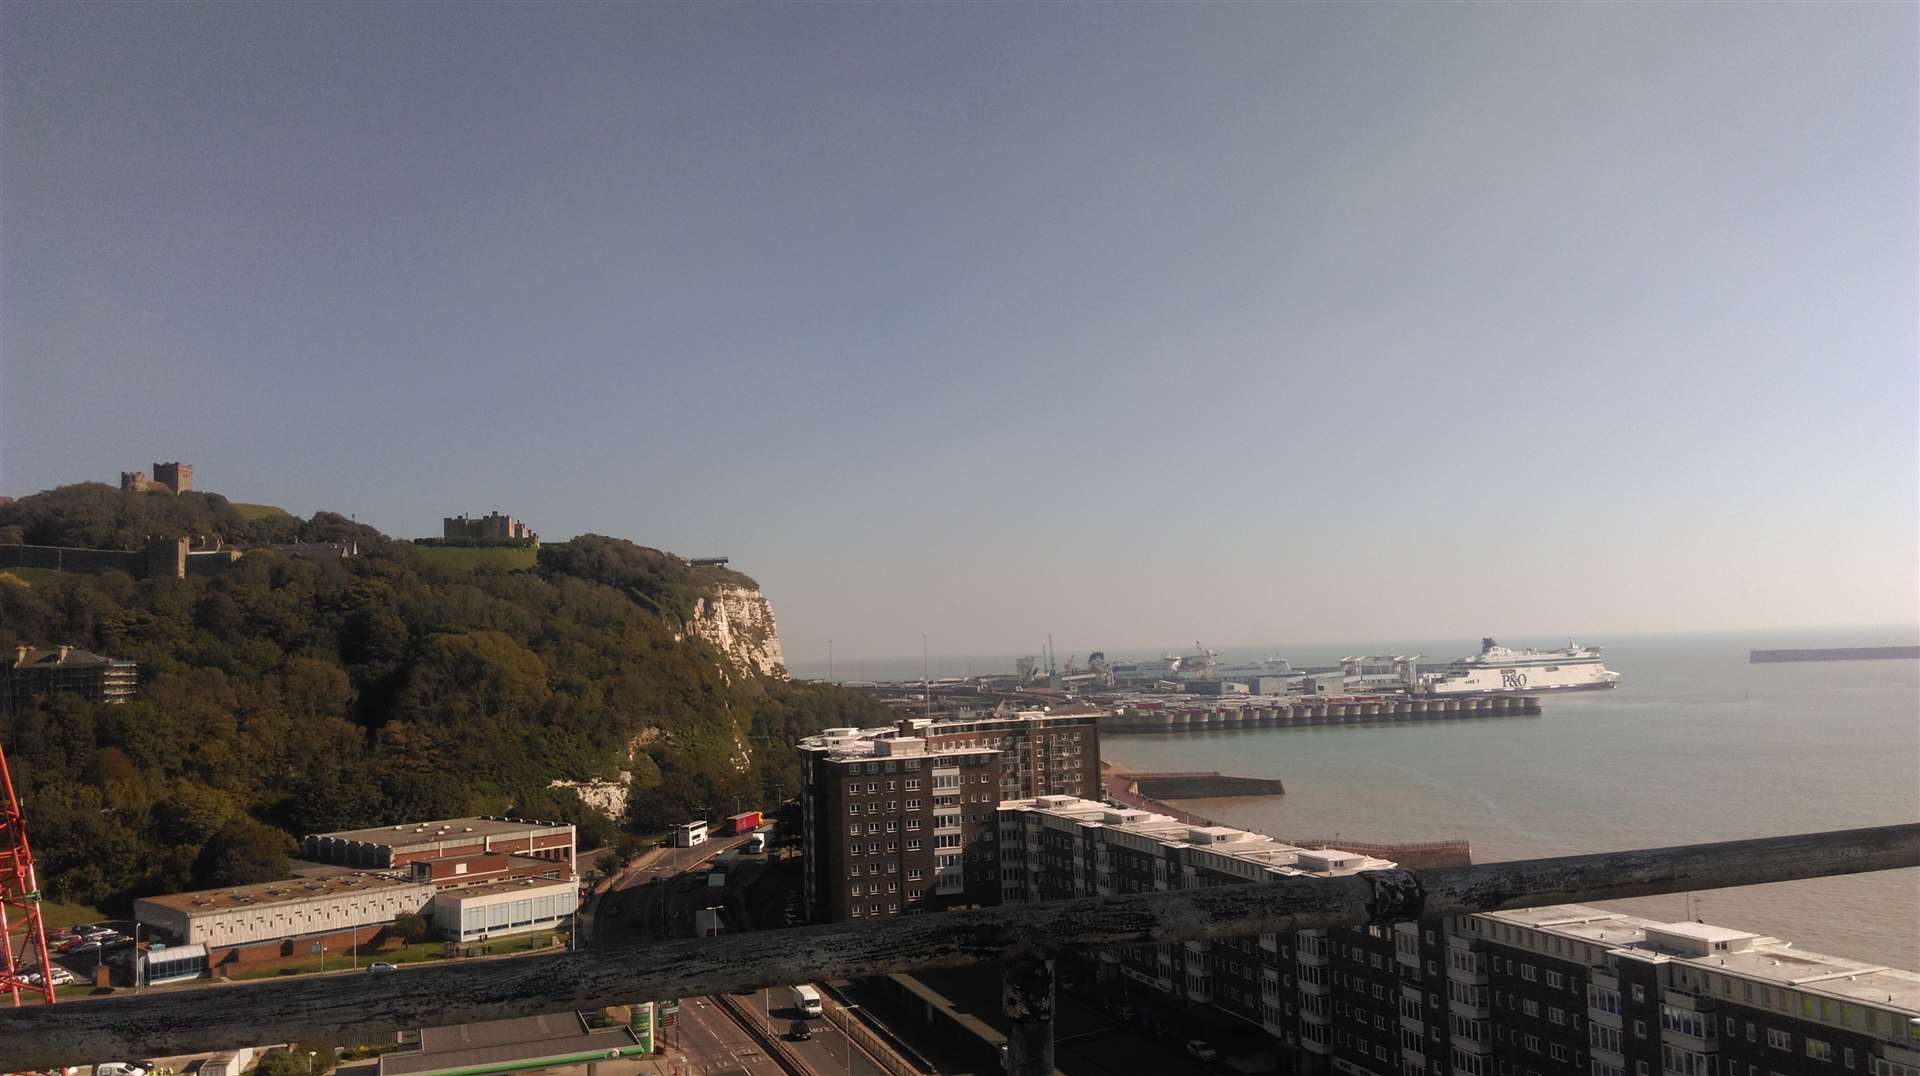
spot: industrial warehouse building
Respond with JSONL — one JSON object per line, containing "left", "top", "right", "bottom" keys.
{"left": 133, "top": 869, "right": 580, "bottom": 968}
{"left": 300, "top": 816, "right": 575, "bottom": 872}
{"left": 134, "top": 874, "right": 436, "bottom": 965}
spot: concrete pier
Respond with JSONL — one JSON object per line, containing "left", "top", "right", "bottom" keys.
{"left": 1102, "top": 693, "right": 1542, "bottom": 736}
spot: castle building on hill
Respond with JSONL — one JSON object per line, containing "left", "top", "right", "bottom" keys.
{"left": 443, "top": 511, "right": 538, "bottom": 544}
{"left": 120, "top": 461, "right": 193, "bottom": 494}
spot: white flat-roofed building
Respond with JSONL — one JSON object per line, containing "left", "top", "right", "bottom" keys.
{"left": 430, "top": 877, "right": 578, "bottom": 942}
{"left": 134, "top": 874, "right": 435, "bottom": 951}
{"left": 1468, "top": 903, "right": 1920, "bottom": 1075}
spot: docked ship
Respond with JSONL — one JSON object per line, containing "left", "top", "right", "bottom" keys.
{"left": 1424, "top": 638, "right": 1620, "bottom": 694}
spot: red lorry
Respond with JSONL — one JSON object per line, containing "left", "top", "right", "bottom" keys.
{"left": 725, "top": 810, "right": 762, "bottom": 835}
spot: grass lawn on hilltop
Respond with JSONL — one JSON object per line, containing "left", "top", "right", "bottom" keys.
{"left": 228, "top": 502, "right": 294, "bottom": 521}
{"left": 0, "top": 567, "right": 76, "bottom": 588}
{"left": 37, "top": 899, "right": 108, "bottom": 931}
{"left": 413, "top": 546, "right": 538, "bottom": 572}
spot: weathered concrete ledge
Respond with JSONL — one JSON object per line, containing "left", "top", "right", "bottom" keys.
{"left": 2, "top": 823, "right": 1913, "bottom": 1070}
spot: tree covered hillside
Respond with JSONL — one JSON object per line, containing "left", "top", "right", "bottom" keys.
{"left": 0, "top": 484, "right": 885, "bottom": 913}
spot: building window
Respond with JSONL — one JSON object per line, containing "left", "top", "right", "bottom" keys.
{"left": 1806, "top": 1040, "right": 1832, "bottom": 1063}
{"left": 1768, "top": 1030, "right": 1792, "bottom": 1051}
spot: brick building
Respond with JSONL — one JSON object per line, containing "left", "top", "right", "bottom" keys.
{"left": 798, "top": 733, "right": 1002, "bottom": 923}
{"left": 3, "top": 645, "right": 137, "bottom": 709}
{"left": 796, "top": 710, "right": 1106, "bottom": 924}
{"left": 300, "top": 816, "right": 576, "bottom": 875}
{"left": 908, "top": 708, "right": 1103, "bottom": 803}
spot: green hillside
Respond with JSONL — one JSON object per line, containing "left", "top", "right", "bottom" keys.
{"left": 0, "top": 567, "right": 71, "bottom": 588}
{"left": 0, "top": 485, "right": 885, "bottom": 915}
{"left": 413, "top": 545, "right": 539, "bottom": 572}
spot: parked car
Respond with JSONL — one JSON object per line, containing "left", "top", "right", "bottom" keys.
{"left": 24, "top": 965, "right": 78, "bottom": 986}
{"left": 1185, "top": 1040, "right": 1219, "bottom": 1063}
{"left": 366, "top": 962, "right": 398, "bottom": 974}
{"left": 787, "top": 1020, "right": 812, "bottom": 1041}
{"left": 94, "top": 1063, "right": 150, "bottom": 1076}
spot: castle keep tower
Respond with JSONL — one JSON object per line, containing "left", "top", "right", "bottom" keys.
{"left": 151, "top": 462, "right": 192, "bottom": 493}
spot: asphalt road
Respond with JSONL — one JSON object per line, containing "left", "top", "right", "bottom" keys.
{"left": 728, "top": 988, "right": 887, "bottom": 1076}
{"left": 661, "top": 995, "right": 784, "bottom": 1075}
{"left": 591, "top": 834, "right": 754, "bottom": 947}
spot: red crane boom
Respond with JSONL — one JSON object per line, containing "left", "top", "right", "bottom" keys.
{"left": 0, "top": 738, "right": 55, "bottom": 1006}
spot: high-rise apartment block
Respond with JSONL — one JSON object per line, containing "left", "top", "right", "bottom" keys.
{"left": 992, "top": 795, "right": 1920, "bottom": 1076}
{"left": 796, "top": 710, "right": 1104, "bottom": 923}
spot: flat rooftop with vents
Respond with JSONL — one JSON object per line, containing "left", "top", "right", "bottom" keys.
{"left": 301, "top": 816, "right": 576, "bottom": 870}
{"left": 134, "top": 874, "right": 436, "bottom": 950}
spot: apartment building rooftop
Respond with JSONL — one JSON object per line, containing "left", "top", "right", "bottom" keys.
{"left": 1001, "top": 794, "right": 1395, "bottom": 877}
{"left": 1479, "top": 904, "right": 1920, "bottom": 1014}
{"left": 798, "top": 726, "right": 999, "bottom": 762}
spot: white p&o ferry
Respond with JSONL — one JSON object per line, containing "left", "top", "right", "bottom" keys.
{"left": 1425, "top": 638, "right": 1620, "bottom": 694}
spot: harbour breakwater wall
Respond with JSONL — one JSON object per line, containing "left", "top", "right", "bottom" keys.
{"left": 1102, "top": 693, "right": 1540, "bottom": 735}
{"left": 1100, "top": 767, "right": 1473, "bottom": 869}
{"left": 1130, "top": 772, "right": 1288, "bottom": 799}
{"left": 1750, "top": 646, "right": 1919, "bottom": 664}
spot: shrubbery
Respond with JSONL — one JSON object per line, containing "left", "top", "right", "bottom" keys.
{"left": 0, "top": 485, "right": 885, "bottom": 913}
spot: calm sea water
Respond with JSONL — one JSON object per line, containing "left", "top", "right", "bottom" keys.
{"left": 1091, "top": 628, "right": 1920, "bottom": 970}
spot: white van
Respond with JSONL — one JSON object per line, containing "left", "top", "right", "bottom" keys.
{"left": 790, "top": 984, "right": 823, "bottom": 1018}
{"left": 745, "top": 833, "right": 766, "bottom": 854}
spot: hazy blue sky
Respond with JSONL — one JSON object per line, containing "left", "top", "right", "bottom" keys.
{"left": 3, "top": 3, "right": 1914, "bottom": 663}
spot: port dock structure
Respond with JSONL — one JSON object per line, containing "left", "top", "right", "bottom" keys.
{"left": 1102, "top": 691, "right": 1539, "bottom": 734}
{"left": 6, "top": 823, "right": 1915, "bottom": 1075}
